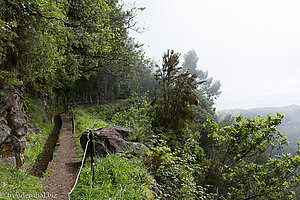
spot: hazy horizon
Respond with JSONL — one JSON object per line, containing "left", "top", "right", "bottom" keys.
{"left": 125, "top": 0, "right": 300, "bottom": 110}
{"left": 218, "top": 103, "right": 300, "bottom": 112}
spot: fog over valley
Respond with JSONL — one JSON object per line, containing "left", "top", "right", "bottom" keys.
{"left": 126, "top": 0, "right": 300, "bottom": 110}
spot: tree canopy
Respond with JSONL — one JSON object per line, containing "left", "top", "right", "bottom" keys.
{"left": 0, "top": 0, "right": 150, "bottom": 102}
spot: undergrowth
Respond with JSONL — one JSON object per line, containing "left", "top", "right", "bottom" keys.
{"left": 70, "top": 96, "right": 158, "bottom": 199}
{"left": 0, "top": 161, "right": 43, "bottom": 200}
{"left": 24, "top": 98, "right": 53, "bottom": 167}
{"left": 72, "top": 96, "right": 150, "bottom": 154}
{"left": 72, "top": 106, "right": 107, "bottom": 155}
{"left": 69, "top": 95, "right": 212, "bottom": 199}
{"left": 69, "top": 154, "right": 156, "bottom": 200}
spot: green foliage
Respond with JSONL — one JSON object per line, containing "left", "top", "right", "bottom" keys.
{"left": 111, "top": 97, "right": 151, "bottom": 142}
{"left": 0, "top": 161, "right": 43, "bottom": 199}
{"left": 151, "top": 50, "right": 203, "bottom": 144}
{"left": 75, "top": 95, "right": 148, "bottom": 121}
{"left": 1, "top": 0, "right": 148, "bottom": 106}
{"left": 66, "top": 0, "right": 141, "bottom": 75}
{"left": 25, "top": 98, "right": 52, "bottom": 129}
{"left": 218, "top": 105, "right": 300, "bottom": 155}
{"left": 193, "top": 91, "right": 216, "bottom": 124}
{"left": 73, "top": 106, "right": 107, "bottom": 133}
{"left": 0, "top": 18, "right": 18, "bottom": 65}
{"left": 64, "top": 0, "right": 151, "bottom": 103}
{"left": 73, "top": 95, "right": 151, "bottom": 142}
{"left": 203, "top": 113, "right": 300, "bottom": 199}
{"left": 0, "top": 0, "right": 70, "bottom": 93}
{"left": 70, "top": 155, "right": 156, "bottom": 200}
{"left": 0, "top": 70, "right": 22, "bottom": 86}
{"left": 224, "top": 154, "right": 300, "bottom": 200}
{"left": 209, "top": 113, "right": 288, "bottom": 158}
{"left": 145, "top": 135, "right": 210, "bottom": 199}
{"left": 24, "top": 98, "right": 53, "bottom": 166}
{"left": 72, "top": 105, "right": 107, "bottom": 155}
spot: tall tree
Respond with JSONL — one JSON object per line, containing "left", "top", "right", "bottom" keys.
{"left": 0, "top": 0, "right": 146, "bottom": 105}
{"left": 182, "top": 50, "right": 221, "bottom": 102}
{"left": 64, "top": 0, "right": 152, "bottom": 104}
{"left": 182, "top": 49, "right": 198, "bottom": 74}
{"left": 150, "top": 50, "right": 205, "bottom": 147}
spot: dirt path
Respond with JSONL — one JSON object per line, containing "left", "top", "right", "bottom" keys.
{"left": 41, "top": 114, "right": 81, "bottom": 200}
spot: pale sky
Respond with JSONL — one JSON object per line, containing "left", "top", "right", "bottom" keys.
{"left": 124, "top": 0, "right": 300, "bottom": 110}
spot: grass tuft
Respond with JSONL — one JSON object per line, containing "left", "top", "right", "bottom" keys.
{"left": 70, "top": 154, "right": 156, "bottom": 200}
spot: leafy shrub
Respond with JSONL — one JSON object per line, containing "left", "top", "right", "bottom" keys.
{"left": 73, "top": 106, "right": 107, "bottom": 133}
{"left": 204, "top": 113, "right": 300, "bottom": 199}
{"left": 150, "top": 50, "right": 204, "bottom": 147}
{"left": 111, "top": 98, "right": 151, "bottom": 142}
{"left": 145, "top": 135, "right": 210, "bottom": 199}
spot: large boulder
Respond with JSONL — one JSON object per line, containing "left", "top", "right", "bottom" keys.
{"left": 80, "top": 126, "right": 148, "bottom": 157}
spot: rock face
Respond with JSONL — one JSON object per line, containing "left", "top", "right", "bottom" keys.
{"left": 80, "top": 126, "right": 147, "bottom": 157}
{"left": 0, "top": 85, "right": 27, "bottom": 167}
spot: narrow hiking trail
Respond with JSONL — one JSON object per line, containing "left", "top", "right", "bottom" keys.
{"left": 41, "top": 114, "right": 81, "bottom": 199}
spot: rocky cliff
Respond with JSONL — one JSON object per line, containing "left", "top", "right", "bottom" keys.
{"left": 0, "top": 84, "right": 27, "bottom": 167}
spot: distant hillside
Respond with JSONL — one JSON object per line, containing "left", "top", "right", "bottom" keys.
{"left": 218, "top": 105, "right": 300, "bottom": 153}
{"left": 219, "top": 104, "right": 300, "bottom": 123}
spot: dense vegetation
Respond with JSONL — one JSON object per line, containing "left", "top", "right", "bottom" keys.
{"left": 0, "top": 0, "right": 152, "bottom": 103}
{"left": 69, "top": 51, "right": 299, "bottom": 199}
{"left": 1, "top": 0, "right": 299, "bottom": 199}
{"left": 219, "top": 105, "right": 300, "bottom": 154}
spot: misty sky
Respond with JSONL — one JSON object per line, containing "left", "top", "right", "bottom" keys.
{"left": 125, "top": 0, "right": 300, "bottom": 110}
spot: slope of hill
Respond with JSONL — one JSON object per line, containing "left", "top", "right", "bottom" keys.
{"left": 218, "top": 105, "right": 300, "bottom": 153}
{"left": 220, "top": 104, "right": 300, "bottom": 122}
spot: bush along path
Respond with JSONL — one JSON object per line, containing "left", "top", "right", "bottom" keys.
{"left": 41, "top": 114, "right": 81, "bottom": 199}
